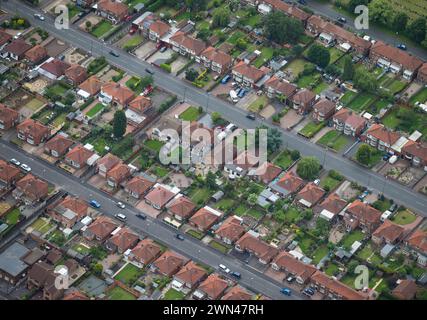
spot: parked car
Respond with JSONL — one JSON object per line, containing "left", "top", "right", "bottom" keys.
{"left": 13, "top": 32, "right": 22, "bottom": 39}
{"left": 298, "top": 0, "right": 307, "bottom": 5}
{"left": 246, "top": 113, "right": 256, "bottom": 120}
{"left": 230, "top": 271, "right": 241, "bottom": 279}
{"left": 303, "top": 288, "right": 315, "bottom": 296}
{"left": 10, "top": 158, "right": 20, "bottom": 166}
{"left": 221, "top": 75, "right": 231, "bottom": 84}
{"left": 286, "top": 276, "right": 295, "bottom": 283}
{"left": 115, "top": 213, "right": 127, "bottom": 221}
{"left": 145, "top": 68, "right": 154, "bottom": 75}
{"left": 219, "top": 264, "right": 231, "bottom": 274}
{"left": 136, "top": 213, "right": 147, "bottom": 220}
{"left": 159, "top": 46, "right": 167, "bottom": 53}
{"left": 20, "top": 164, "right": 31, "bottom": 172}
{"left": 337, "top": 17, "right": 347, "bottom": 23}
{"left": 89, "top": 200, "right": 101, "bottom": 208}
{"left": 280, "top": 287, "right": 292, "bottom": 296}
{"left": 397, "top": 43, "right": 407, "bottom": 51}
{"left": 176, "top": 234, "right": 184, "bottom": 241}
{"left": 116, "top": 201, "right": 125, "bottom": 209}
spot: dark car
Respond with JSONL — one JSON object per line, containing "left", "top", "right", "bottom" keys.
{"left": 337, "top": 17, "right": 347, "bottom": 23}
{"left": 136, "top": 213, "right": 147, "bottom": 220}
{"left": 298, "top": 0, "right": 307, "bottom": 5}
{"left": 145, "top": 68, "right": 154, "bottom": 75}
{"left": 230, "top": 271, "right": 241, "bottom": 279}
{"left": 246, "top": 113, "right": 256, "bottom": 120}
{"left": 303, "top": 288, "right": 315, "bottom": 296}
{"left": 109, "top": 50, "right": 120, "bottom": 57}
{"left": 176, "top": 234, "right": 184, "bottom": 241}
{"left": 397, "top": 43, "right": 407, "bottom": 51}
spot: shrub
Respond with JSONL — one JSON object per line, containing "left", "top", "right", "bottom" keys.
{"left": 160, "top": 63, "right": 171, "bottom": 73}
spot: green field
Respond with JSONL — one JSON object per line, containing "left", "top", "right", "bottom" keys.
{"left": 24, "top": 98, "right": 45, "bottom": 111}
{"left": 189, "top": 188, "right": 211, "bottom": 205}
{"left": 273, "top": 150, "right": 294, "bottom": 170}
{"left": 347, "top": 93, "right": 376, "bottom": 112}
{"left": 107, "top": 287, "right": 136, "bottom": 300}
{"left": 409, "top": 87, "right": 427, "bottom": 105}
{"left": 114, "top": 263, "right": 144, "bottom": 286}
{"left": 91, "top": 20, "right": 113, "bottom": 38}
{"left": 179, "top": 106, "right": 202, "bottom": 121}
{"left": 144, "top": 139, "right": 165, "bottom": 152}
{"left": 253, "top": 47, "right": 274, "bottom": 68}
{"left": 86, "top": 103, "right": 104, "bottom": 118}
{"left": 286, "top": 59, "right": 312, "bottom": 77}
{"left": 340, "top": 90, "right": 358, "bottom": 106}
{"left": 317, "top": 130, "right": 349, "bottom": 152}
{"left": 163, "top": 288, "right": 185, "bottom": 300}
{"left": 3, "top": 208, "right": 20, "bottom": 225}
{"left": 341, "top": 230, "right": 365, "bottom": 250}
{"left": 248, "top": 95, "right": 269, "bottom": 112}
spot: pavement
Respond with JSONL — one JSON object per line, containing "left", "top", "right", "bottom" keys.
{"left": 5, "top": 0, "right": 426, "bottom": 215}
{"left": 0, "top": 140, "right": 300, "bottom": 301}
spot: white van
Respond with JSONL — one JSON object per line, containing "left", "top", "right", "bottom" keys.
{"left": 115, "top": 213, "right": 127, "bottom": 221}
{"left": 389, "top": 155, "right": 398, "bottom": 164}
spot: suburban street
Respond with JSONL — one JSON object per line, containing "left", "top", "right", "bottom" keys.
{"left": 0, "top": 140, "right": 302, "bottom": 301}
{"left": 1, "top": 1, "right": 427, "bottom": 213}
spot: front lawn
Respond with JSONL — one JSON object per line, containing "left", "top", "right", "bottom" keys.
{"left": 186, "top": 229, "right": 205, "bottom": 240}
{"left": 122, "top": 35, "right": 143, "bottom": 51}
{"left": 91, "top": 20, "right": 113, "bottom": 38}
{"left": 209, "top": 240, "right": 230, "bottom": 254}
{"left": 248, "top": 95, "right": 269, "bottom": 113}
{"left": 391, "top": 209, "right": 417, "bottom": 225}
{"left": 320, "top": 175, "right": 342, "bottom": 191}
{"left": 317, "top": 130, "right": 349, "bottom": 152}
{"left": 114, "top": 263, "right": 144, "bottom": 286}
{"left": 163, "top": 288, "right": 185, "bottom": 300}
{"left": 179, "top": 106, "right": 202, "bottom": 121}
{"left": 299, "top": 121, "right": 325, "bottom": 139}
{"left": 273, "top": 150, "right": 295, "bottom": 170}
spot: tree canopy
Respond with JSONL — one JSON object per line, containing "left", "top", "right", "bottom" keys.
{"left": 296, "top": 157, "right": 321, "bottom": 180}
{"left": 263, "top": 12, "right": 304, "bottom": 45}
{"left": 307, "top": 44, "right": 330, "bottom": 68}
{"left": 113, "top": 110, "right": 126, "bottom": 139}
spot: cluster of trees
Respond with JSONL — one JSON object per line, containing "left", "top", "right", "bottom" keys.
{"left": 113, "top": 110, "right": 127, "bottom": 139}
{"left": 339, "top": 0, "right": 427, "bottom": 47}
{"left": 2, "top": 16, "right": 30, "bottom": 30}
{"left": 211, "top": 7, "right": 231, "bottom": 28}
{"left": 307, "top": 44, "right": 331, "bottom": 68}
{"left": 185, "top": 68, "right": 199, "bottom": 81}
{"left": 263, "top": 12, "right": 304, "bottom": 45}
{"left": 356, "top": 144, "right": 376, "bottom": 166}
{"left": 296, "top": 157, "right": 321, "bottom": 180}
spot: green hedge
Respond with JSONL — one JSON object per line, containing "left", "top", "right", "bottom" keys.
{"left": 160, "top": 63, "right": 171, "bottom": 73}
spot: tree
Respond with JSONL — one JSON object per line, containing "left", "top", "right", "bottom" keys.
{"left": 256, "top": 125, "right": 282, "bottom": 154}
{"left": 296, "top": 157, "right": 321, "bottom": 180}
{"left": 407, "top": 17, "right": 427, "bottom": 43}
{"left": 290, "top": 150, "right": 300, "bottom": 161}
{"left": 325, "top": 64, "right": 341, "bottom": 77}
{"left": 197, "top": 28, "right": 211, "bottom": 41}
{"left": 347, "top": 0, "right": 369, "bottom": 12}
{"left": 291, "top": 44, "right": 304, "bottom": 57}
{"left": 247, "top": 193, "right": 258, "bottom": 206}
{"left": 185, "top": 0, "right": 207, "bottom": 12}
{"left": 263, "top": 11, "right": 304, "bottom": 45}
{"left": 185, "top": 68, "right": 199, "bottom": 81}
{"left": 392, "top": 12, "right": 408, "bottom": 32}
{"left": 235, "top": 38, "right": 248, "bottom": 50}
{"left": 112, "top": 110, "right": 126, "bottom": 139}
{"left": 307, "top": 44, "right": 330, "bottom": 68}
{"left": 91, "top": 263, "right": 103, "bottom": 276}
{"left": 205, "top": 171, "right": 217, "bottom": 190}
{"left": 356, "top": 144, "right": 374, "bottom": 166}
{"left": 212, "top": 7, "right": 230, "bottom": 28}
{"left": 368, "top": 0, "right": 394, "bottom": 26}
{"left": 228, "top": 0, "right": 240, "bottom": 12}
{"left": 85, "top": 20, "right": 92, "bottom": 30}
{"left": 353, "top": 67, "right": 378, "bottom": 93}
{"left": 341, "top": 55, "right": 355, "bottom": 81}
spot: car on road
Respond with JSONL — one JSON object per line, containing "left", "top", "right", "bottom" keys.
{"left": 109, "top": 50, "right": 120, "bottom": 57}
{"left": 337, "top": 17, "right": 347, "bottom": 23}
{"left": 115, "top": 213, "right": 127, "bottom": 221}
{"left": 145, "top": 68, "right": 154, "bottom": 75}
{"left": 159, "top": 46, "right": 167, "bottom": 53}
{"left": 89, "top": 200, "right": 101, "bottom": 208}
{"left": 13, "top": 32, "right": 22, "bottom": 39}
{"left": 219, "top": 264, "right": 231, "bottom": 273}
{"left": 246, "top": 113, "right": 256, "bottom": 120}
{"left": 230, "top": 271, "right": 241, "bottom": 279}
{"left": 221, "top": 74, "right": 231, "bottom": 84}
{"left": 280, "top": 287, "right": 292, "bottom": 296}
{"left": 116, "top": 201, "right": 125, "bottom": 209}
{"left": 10, "top": 158, "right": 20, "bottom": 166}
{"left": 176, "top": 234, "right": 184, "bottom": 241}
{"left": 34, "top": 13, "right": 45, "bottom": 21}
{"left": 136, "top": 213, "right": 147, "bottom": 220}
{"left": 298, "top": 0, "right": 307, "bottom": 5}
{"left": 20, "top": 164, "right": 31, "bottom": 172}
{"left": 397, "top": 43, "right": 407, "bottom": 51}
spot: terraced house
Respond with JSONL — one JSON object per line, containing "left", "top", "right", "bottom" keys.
{"left": 200, "top": 47, "right": 233, "bottom": 74}
{"left": 231, "top": 61, "right": 268, "bottom": 88}
{"left": 169, "top": 32, "right": 206, "bottom": 61}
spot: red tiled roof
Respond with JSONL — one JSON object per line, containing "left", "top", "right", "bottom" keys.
{"left": 125, "top": 176, "right": 154, "bottom": 197}
{"left": 24, "top": 45, "right": 47, "bottom": 63}
{"left": 170, "top": 31, "right": 206, "bottom": 55}
{"left": 236, "top": 232, "right": 279, "bottom": 263}
{"left": 149, "top": 20, "right": 170, "bottom": 37}
{"left": 98, "top": 0, "right": 128, "bottom": 17}
{"left": 189, "top": 206, "right": 223, "bottom": 231}
{"left": 407, "top": 229, "right": 427, "bottom": 254}
{"left": 128, "top": 95, "right": 152, "bottom": 114}
{"left": 109, "top": 227, "right": 139, "bottom": 252}
{"left": 197, "top": 274, "right": 228, "bottom": 299}
{"left": 316, "top": 193, "right": 347, "bottom": 215}
{"left": 0, "top": 159, "right": 20, "bottom": 184}
{"left": 392, "top": 279, "right": 418, "bottom": 300}
{"left": 16, "top": 174, "right": 48, "bottom": 201}
{"left": 65, "top": 145, "right": 94, "bottom": 166}
{"left": 292, "top": 89, "right": 316, "bottom": 105}
{"left": 232, "top": 61, "right": 266, "bottom": 82}
{"left": 201, "top": 46, "right": 232, "bottom": 67}
{"left": 4, "top": 39, "right": 31, "bottom": 56}
{"left": 97, "top": 153, "right": 121, "bottom": 172}
{"left": 0, "top": 103, "right": 19, "bottom": 126}
{"left": 346, "top": 200, "right": 382, "bottom": 224}
{"left": 58, "top": 196, "right": 88, "bottom": 219}
{"left": 166, "top": 195, "right": 196, "bottom": 219}
{"left": 130, "top": 238, "right": 162, "bottom": 265}
{"left": 40, "top": 59, "right": 70, "bottom": 77}
{"left": 313, "top": 98, "right": 336, "bottom": 114}
{"left": 222, "top": 286, "right": 253, "bottom": 300}
{"left": 153, "top": 251, "right": 185, "bottom": 276}
{"left": 311, "top": 271, "right": 367, "bottom": 300}
{"left": 367, "top": 124, "right": 401, "bottom": 145}
{"left": 264, "top": 76, "right": 298, "bottom": 97}
{"left": 371, "top": 40, "right": 423, "bottom": 71}
{"left": 44, "top": 134, "right": 74, "bottom": 156}
{"left": 65, "top": 64, "right": 88, "bottom": 84}
{"left": 106, "top": 163, "right": 130, "bottom": 183}
{"left": 276, "top": 171, "right": 304, "bottom": 193}
{"left": 0, "top": 30, "right": 12, "bottom": 46}
{"left": 87, "top": 216, "right": 117, "bottom": 240}
{"left": 145, "top": 185, "right": 176, "bottom": 208}
{"left": 79, "top": 76, "right": 103, "bottom": 96}
{"left": 16, "top": 119, "right": 49, "bottom": 142}
{"left": 402, "top": 140, "right": 427, "bottom": 163}
{"left": 174, "top": 261, "right": 207, "bottom": 287}
{"left": 215, "top": 216, "right": 246, "bottom": 243}
{"left": 101, "top": 83, "right": 135, "bottom": 106}
{"left": 372, "top": 220, "right": 405, "bottom": 244}
{"left": 272, "top": 251, "right": 317, "bottom": 282}
{"left": 296, "top": 182, "right": 325, "bottom": 206}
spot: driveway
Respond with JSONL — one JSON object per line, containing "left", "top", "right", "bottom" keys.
{"left": 134, "top": 41, "right": 157, "bottom": 60}
{"left": 280, "top": 109, "right": 303, "bottom": 130}
{"left": 147, "top": 48, "right": 174, "bottom": 66}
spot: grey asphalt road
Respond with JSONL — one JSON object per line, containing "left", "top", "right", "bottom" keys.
{"left": 0, "top": 140, "right": 301, "bottom": 300}
{"left": 304, "top": 0, "right": 427, "bottom": 61}
{"left": 2, "top": 1, "right": 427, "bottom": 213}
